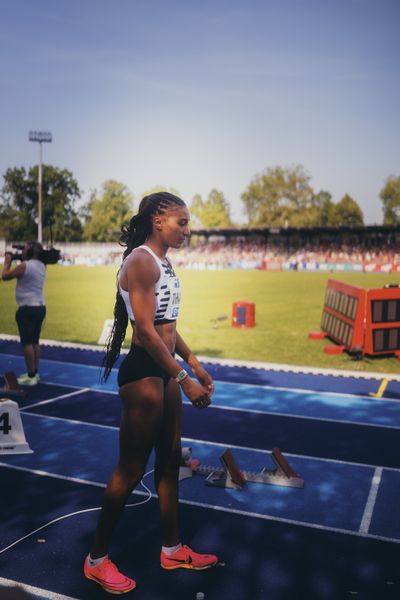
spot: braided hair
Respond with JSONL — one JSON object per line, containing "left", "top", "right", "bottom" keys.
{"left": 101, "top": 192, "right": 186, "bottom": 381}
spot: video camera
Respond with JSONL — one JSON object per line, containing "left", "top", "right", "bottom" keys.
{"left": 9, "top": 243, "right": 61, "bottom": 265}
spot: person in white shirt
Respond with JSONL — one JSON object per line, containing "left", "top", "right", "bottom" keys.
{"left": 2, "top": 240, "right": 46, "bottom": 386}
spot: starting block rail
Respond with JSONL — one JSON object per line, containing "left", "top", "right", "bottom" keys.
{"left": 179, "top": 447, "right": 304, "bottom": 490}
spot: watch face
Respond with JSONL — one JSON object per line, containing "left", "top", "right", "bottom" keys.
{"left": 177, "top": 369, "right": 187, "bottom": 382}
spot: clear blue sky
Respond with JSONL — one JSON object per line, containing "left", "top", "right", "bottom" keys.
{"left": 1, "top": 0, "right": 399, "bottom": 224}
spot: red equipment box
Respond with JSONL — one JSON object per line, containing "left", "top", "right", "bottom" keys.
{"left": 232, "top": 301, "right": 255, "bottom": 328}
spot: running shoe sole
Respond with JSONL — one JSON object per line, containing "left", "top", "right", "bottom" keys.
{"left": 161, "top": 560, "right": 218, "bottom": 571}
{"left": 84, "top": 571, "right": 136, "bottom": 594}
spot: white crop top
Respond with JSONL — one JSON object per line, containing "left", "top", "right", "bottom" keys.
{"left": 118, "top": 245, "right": 180, "bottom": 324}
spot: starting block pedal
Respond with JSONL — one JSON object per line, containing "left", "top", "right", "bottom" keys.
{"left": 246, "top": 447, "right": 304, "bottom": 488}
{"left": 0, "top": 398, "right": 33, "bottom": 454}
{"left": 0, "top": 372, "right": 25, "bottom": 398}
{"left": 203, "top": 448, "right": 247, "bottom": 490}
{"left": 197, "top": 447, "right": 304, "bottom": 490}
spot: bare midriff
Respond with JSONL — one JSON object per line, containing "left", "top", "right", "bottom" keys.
{"left": 132, "top": 321, "right": 177, "bottom": 353}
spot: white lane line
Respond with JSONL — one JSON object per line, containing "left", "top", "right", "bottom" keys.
{"left": 19, "top": 382, "right": 400, "bottom": 431}
{"left": 0, "top": 462, "right": 399, "bottom": 546}
{"left": 359, "top": 467, "right": 383, "bottom": 534}
{"left": 179, "top": 497, "right": 400, "bottom": 545}
{"left": 181, "top": 437, "right": 400, "bottom": 473}
{"left": 0, "top": 349, "right": 104, "bottom": 372}
{"left": 12, "top": 412, "right": 400, "bottom": 473}
{"left": 2, "top": 344, "right": 400, "bottom": 382}
{"left": 19, "top": 410, "right": 119, "bottom": 431}
{"left": 4, "top": 334, "right": 400, "bottom": 381}
{"left": 22, "top": 388, "right": 90, "bottom": 410}
{"left": 219, "top": 379, "right": 400, "bottom": 404}
{"left": 199, "top": 403, "right": 400, "bottom": 431}
{"left": 0, "top": 461, "right": 148, "bottom": 497}
{"left": 0, "top": 576, "right": 79, "bottom": 600}
{"left": 0, "top": 461, "right": 107, "bottom": 488}
{"left": 24, "top": 373, "right": 400, "bottom": 405}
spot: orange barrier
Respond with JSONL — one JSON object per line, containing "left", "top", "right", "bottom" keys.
{"left": 318, "top": 280, "right": 400, "bottom": 357}
{"left": 320, "top": 279, "right": 365, "bottom": 352}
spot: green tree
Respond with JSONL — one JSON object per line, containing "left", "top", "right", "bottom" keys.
{"left": 189, "top": 194, "right": 205, "bottom": 228}
{"left": 0, "top": 206, "right": 36, "bottom": 240}
{"left": 202, "top": 189, "right": 232, "bottom": 227}
{"left": 380, "top": 175, "right": 400, "bottom": 225}
{"left": 83, "top": 180, "right": 134, "bottom": 241}
{"left": 189, "top": 189, "right": 232, "bottom": 228}
{"left": 241, "top": 165, "right": 314, "bottom": 226}
{"left": 312, "top": 190, "right": 335, "bottom": 225}
{"left": 331, "top": 194, "right": 364, "bottom": 226}
{"left": 0, "top": 165, "right": 82, "bottom": 241}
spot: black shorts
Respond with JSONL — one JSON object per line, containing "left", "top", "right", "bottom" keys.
{"left": 117, "top": 345, "right": 171, "bottom": 387}
{"left": 15, "top": 305, "right": 46, "bottom": 345}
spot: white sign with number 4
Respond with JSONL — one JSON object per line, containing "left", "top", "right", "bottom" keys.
{"left": 0, "top": 398, "right": 33, "bottom": 454}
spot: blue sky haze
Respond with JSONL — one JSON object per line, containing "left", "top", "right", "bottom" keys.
{"left": 1, "top": 0, "right": 399, "bottom": 223}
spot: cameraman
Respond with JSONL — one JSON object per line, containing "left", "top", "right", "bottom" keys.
{"left": 2, "top": 241, "right": 46, "bottom": 386}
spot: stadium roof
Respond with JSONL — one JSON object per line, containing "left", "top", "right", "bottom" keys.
{"left": 191, "top": 225, "right": 400, "bottom": 238}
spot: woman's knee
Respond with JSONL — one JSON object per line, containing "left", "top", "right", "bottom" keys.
{"left": 116, "top": 461, "right": 147, "bottom": 488}
{"left": 155, "top": 443, "right": 182, "bottom": 473}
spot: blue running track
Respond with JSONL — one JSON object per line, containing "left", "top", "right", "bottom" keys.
{"left": 0, "top": 339, "right": 400, "bottom": 600}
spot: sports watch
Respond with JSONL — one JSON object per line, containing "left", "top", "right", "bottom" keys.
{"left": 175, "top": 369, "right": 189, "bottom": 384}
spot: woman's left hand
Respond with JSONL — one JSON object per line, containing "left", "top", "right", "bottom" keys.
{"left": 192, "top": 365, "right": 215, "bottom": 395}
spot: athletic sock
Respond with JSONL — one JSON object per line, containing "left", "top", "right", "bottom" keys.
{"left": 28, "top": 371, "right": 37, "bottom": 378}
{"left": 162, "top": 543, "right": 182, "bottom": 555}
{"left": 88, "top": 553, "right": 108, "bottom": 567}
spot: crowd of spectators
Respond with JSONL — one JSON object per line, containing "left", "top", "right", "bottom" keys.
{"left": 170, "top": 241, "right": 266, "bottom": 270}
{"left": 168, "top": 239, "right": 400, "bottom": 272}
{"left": 4, "top": 238, "right": 399, "bottom": 272}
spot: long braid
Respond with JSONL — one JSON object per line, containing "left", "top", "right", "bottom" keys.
{"left": 101, "top": 192, "right": 185, "bottom": 382}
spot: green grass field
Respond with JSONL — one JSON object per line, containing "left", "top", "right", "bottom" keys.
{"left": 1, "top": 265, "right": 399, "bottom": 374}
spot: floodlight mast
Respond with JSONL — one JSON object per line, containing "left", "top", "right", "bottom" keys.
{"left": 28, "top": 130, "right": 52, "bottom": 243}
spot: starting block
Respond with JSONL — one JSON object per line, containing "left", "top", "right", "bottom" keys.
{"left": 0, "top": 372, "right": 25, "bottom": 398}
{"left": 179, "top": 447, "right": 201, "bottom": 480}
{"left": 179, "top": 447, "right": 304, "bottom": 490}
{"left": 0, "top": 398, "right": 33, "bottom": 454}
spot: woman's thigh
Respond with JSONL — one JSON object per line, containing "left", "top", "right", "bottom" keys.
{"left": 118, "top": 377, "right": 165, "bottom": 465}
{"left": 154, "top": 378, "right": 182, "bottom": 457}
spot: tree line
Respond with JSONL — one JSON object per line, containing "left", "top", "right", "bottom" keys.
{"left": 0, "top": 164, "right": 399, "bottom": 243}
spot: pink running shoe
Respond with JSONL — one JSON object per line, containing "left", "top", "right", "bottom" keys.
{"left": 160, "top": 544, "right": 218, "bottom": 571}
{"left": 84, "top": 556, "right": 136, "bottom": 594}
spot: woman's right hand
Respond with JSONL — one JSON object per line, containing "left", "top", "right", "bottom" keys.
{"left": 179, "top": 377, "right": 211, "bottom": 409}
